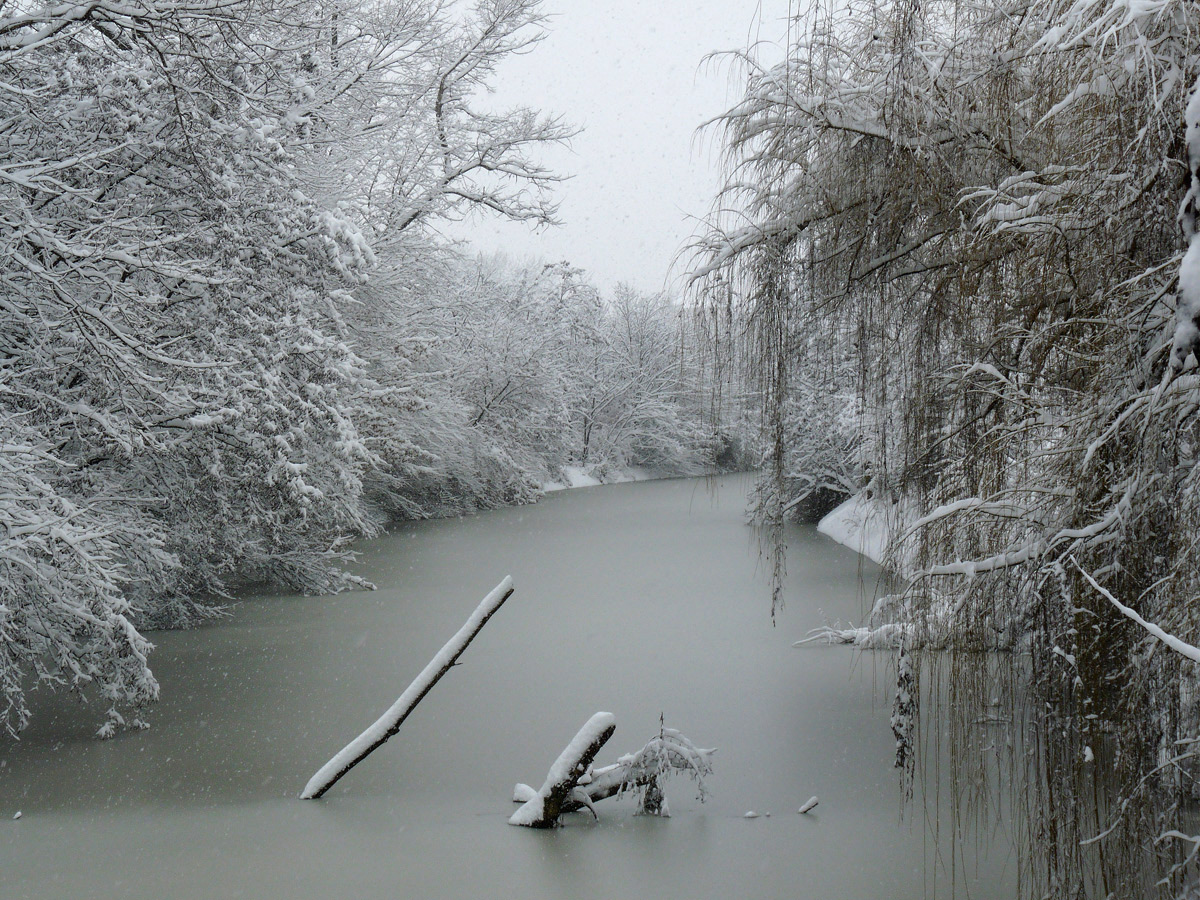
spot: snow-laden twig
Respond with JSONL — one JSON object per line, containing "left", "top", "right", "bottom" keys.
{"left": 301, "top": 576, "right": 515, "bottom": 800}
{"left": 1156, "top": 829, "right": 1200, "bottom": 885}
{"left": 1073, "top": 559, "right": 1200, "bottom": 664}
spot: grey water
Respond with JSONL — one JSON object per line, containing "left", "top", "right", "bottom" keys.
{"left": 0, "top": 475, "right": 1016, "bottom": 899}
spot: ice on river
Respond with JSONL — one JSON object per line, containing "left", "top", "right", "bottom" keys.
{"left": 0, "top": 475, "right": 1016, "bottom": 900}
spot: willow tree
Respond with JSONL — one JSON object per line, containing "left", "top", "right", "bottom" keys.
{"left": 695, "top": 0, "right": 1200, "bottom": 894}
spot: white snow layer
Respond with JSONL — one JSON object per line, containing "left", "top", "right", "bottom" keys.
{"left": 508, "top": 712, "right": 616, "bottom": 826}
{"left": 301, "top": 576, "right": 514, "bottom": 799}
{"left": 817, "top": 492, "right": 890, "bottom": 565}
{"left": 1176, "top": 241, "right": 1200, "bottom": 347}
{"left": 1173, "top": 75, "right": 1200, "bottom": 365}
{"left": 542, "top": 467, "right": 654, "bottom": 492}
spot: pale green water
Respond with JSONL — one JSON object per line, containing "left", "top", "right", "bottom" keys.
{"left": 0, "top": 475, "right": 1015, "bottom": 899}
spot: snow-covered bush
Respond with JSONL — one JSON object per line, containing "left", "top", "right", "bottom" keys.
{"left": 608, "top": 727, "right": 715, "bottom": 816}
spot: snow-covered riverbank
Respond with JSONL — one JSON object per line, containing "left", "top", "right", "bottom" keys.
{"left": 816, "top": 491, "right": 891, "bottom": 566}
{"left": 541, "top": 466, "right": 657, "bottom": 492}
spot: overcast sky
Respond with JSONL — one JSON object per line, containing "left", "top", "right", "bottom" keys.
{"left": 446, "top": 0, "right": 794, "bottom": 295}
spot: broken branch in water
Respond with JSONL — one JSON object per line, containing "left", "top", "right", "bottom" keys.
{"left": 301, "top": 576, "right": 515, "bottom": 800}
{"left": 509, "top": 712, "right": 618, "bottom": 828}
{"left": 512, "top": 724, "right": 715, "bottom": 823}
{"left": 794, "top": 622, "right": 910, "bottom": 649}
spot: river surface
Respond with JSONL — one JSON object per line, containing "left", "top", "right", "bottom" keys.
{"left": 0, "top": 475, "right": 1015, "bottom": 899}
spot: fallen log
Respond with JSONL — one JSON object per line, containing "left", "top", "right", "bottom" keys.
{"left": 513, "top": 728, "right": 715, "bottom": 816}
{"left": 512, "top": 762, "right": 628, "bottom": 810}
{"left": 301, "top": 576, "right": 515, "bottom": 800}
{"left": 509, "top": 712, "right": 617, "bottom": 827}
{"left": 513, "top": 765, "right": 661, "bottom": 815}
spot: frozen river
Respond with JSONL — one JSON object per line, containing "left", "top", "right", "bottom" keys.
{"left": 1, "top": 475, "right": 1015, "bottom": 898}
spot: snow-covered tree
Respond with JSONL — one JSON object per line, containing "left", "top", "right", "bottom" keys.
{"left": 567, "top": 283, "right": 713, "bottom": 476}
{"left": 696, "top": 0, "right": 1200, "bottom": 893}
{"left": 353, "top": 254, "right": 725, "bottom": 520}
{"left": 0, "top": 0, "right": 574, "bottom": 736}
{"left": 0, "top": 0, "right": 380, "bottom": 733}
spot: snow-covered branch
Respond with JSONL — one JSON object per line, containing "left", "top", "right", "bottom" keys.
{"left": 302, "top": 577, "right": 514, "bottom": 799}
{"left": 1074, "top": 560, "right": 1200, "bottom": 664}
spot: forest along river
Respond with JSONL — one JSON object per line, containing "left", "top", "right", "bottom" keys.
{"left": 0, "top": 475, "right": 1017, "bottom": 899}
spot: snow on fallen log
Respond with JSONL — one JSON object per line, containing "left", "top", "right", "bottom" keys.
{"left": 301, "top": 576, "right": 515, "bottom": 800}
{"left": 509, "top": 712, "right": 617, "bottom": 828}
{"left": 512, "top": 727, "right": 715, "bottom": 818}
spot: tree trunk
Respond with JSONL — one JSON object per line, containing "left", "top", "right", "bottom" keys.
{"left": 509, "top": 712, "right": 616, "bottom": 827}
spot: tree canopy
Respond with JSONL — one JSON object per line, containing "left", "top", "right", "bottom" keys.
{"left": 0, "top": 0, "right": 733, "bottom": 738}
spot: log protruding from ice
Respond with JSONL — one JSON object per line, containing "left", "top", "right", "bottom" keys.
{"left": 508, "top": 712, "right": 617, "bottom": 827}
{"left": 512, "top": 727, "right": 715, "bottom": 819}
{"left": 301, "top": 576, "right": 515, "bottom": 800}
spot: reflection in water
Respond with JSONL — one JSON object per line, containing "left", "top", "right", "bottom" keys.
{"left": 910, "top": 646, "right": 1200, "bottom": 899}
{"left": 1, "top": 475, "right": 1020, "bottom": 899}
